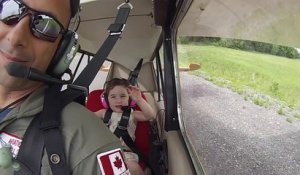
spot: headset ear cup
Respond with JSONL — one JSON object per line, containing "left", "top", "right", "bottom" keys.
{"left": 47, "top": 31, "right": 79, "bottom": 77}
{"left": 129, "top": 99, "right": 136, "bottom": 107}
{"left": 101, "top": 92, "right": 109, "bottom": 109}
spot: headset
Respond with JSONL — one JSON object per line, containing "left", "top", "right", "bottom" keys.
{"left": 47, "top": 31, "right": 79, "bottom": 77}
{"left": 46, "top": 0, "right": 80, "bottom": 77}
{"left": 100, "top": 78, "right": 137, "bottom": 109}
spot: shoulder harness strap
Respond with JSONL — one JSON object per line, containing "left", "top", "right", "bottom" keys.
{"left": 105, "top": 107, "right": 148, "bottom": 164}
{"left": 114, "top": 106, "right": 131, "bottom": 138}
{"left": 103, "top": 108, "right": 113, "bottom": 126}
{"left": 15, "top": 86, "right": 74, "bottom": 175}
{"left": 40, "top": 86, "right": 70, "bottom": 175}
{"left": 15, "top": 113, "right": 43, "bottom": 175}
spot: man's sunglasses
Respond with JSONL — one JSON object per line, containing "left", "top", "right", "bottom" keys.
{"left": 0, "top": 0, "right": 67, "bottom": 42}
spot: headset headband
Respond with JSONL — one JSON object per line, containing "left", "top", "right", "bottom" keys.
{"left": 70, "top": 0, "right": 80, "bottom": 18}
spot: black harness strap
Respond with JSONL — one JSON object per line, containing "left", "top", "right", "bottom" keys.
{"left": 103, "top": 107, "right": 154, "bottom": 174}
{"left": 74, "top": 7, "right": 130, "bottom": 87}
{"left": 15, "top": 114, "right": 44, "bottom": 175}
{"left": 104, "top": 107, "right": 148, "bottom": 163}
{"left": 39, "top": 86, "right": 70, "bottom": 175}
{"left": 62, "top": 6, "right": 131, "bottom": 105}
{"left": 15, "top": 86, "right": 71, "bottom": 175}
{"left": 114, "top": 106, "right": 131, "bottom": 137}
{"left": 103, "top": 108, "right": 113, "bottom": 127}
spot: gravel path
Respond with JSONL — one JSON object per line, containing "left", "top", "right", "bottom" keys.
{"left": 180, "top": 72, "right": 300, "bottom": 175}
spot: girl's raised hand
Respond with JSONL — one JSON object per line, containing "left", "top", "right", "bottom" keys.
{"left": 128, "top": 85, "right": 142, "bottom": 102}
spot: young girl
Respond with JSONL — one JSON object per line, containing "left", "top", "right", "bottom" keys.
{"left": 94, "top": 78, "right": 155, "bottom": 175}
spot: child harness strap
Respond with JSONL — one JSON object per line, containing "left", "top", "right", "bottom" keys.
{"left": 104, "top": 108, "right": 154, "bottom": 175}
{"left": 103, "top": 107, "right": 148, "bottom": 164}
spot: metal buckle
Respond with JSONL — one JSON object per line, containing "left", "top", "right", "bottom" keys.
{"left": 117, "top": 124, "right": 127, "bottom": 130}
{"left": 109, "top": 24, "right": 126, "bottom": 35}
{"left": 117, "top": 119, "right": 128, "bottom": 130}
{"left": 117, "top": 1, "right": 133, "bottom": 10}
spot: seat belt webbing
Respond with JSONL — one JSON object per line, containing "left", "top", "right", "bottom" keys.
{"left": 62, "top": 6, "right": 131, "bottom": 104}
{"left": 105, "top": 108, "right": 149, "bottom": 164}
{"left": 103, "top": 108, "right": 113, "bottom": 126}
{"left": 74, "top": 7, "right": 130, "bottom": 87}
{"left": 15, "top": 114, "right": 44, "bottom": 175}
{"left": 40, "top": 86, "right": 70, "bottom": 175}
{"left": 15, "top": 86, "right": 71, "bottom": 175}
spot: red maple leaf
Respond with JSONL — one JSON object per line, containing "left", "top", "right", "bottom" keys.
{"left": 113, "top": 156, "right": 123, "bottom": 169}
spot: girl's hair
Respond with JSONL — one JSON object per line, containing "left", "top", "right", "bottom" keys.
{"left": 104, "top": 78, "right": 130, "bottom": 94}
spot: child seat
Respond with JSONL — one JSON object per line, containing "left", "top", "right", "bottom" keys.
{"left": 86, "top": 89, "right": 151, "bottom": 170}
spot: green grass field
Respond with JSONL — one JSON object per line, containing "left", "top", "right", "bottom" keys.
{"left": 178, "top": 44, "right": 300, "bottom": 108}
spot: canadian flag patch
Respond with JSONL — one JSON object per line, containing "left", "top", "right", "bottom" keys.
{"left": 97, "top": 148, "right": 130, "bottom": 175}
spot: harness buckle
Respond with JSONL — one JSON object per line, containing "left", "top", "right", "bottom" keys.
{"left": 117, "top": 122, "right": 128, "bottom": 130}
{"left": 117, "top": 2, "right": 133, "bottom": 10}
{"left": 108, "top": 24, "right": 126, "bottom": 35}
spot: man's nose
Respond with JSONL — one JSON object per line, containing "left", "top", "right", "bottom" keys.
{"left": 5, "top": 16, "right": 31, "bottom": 48}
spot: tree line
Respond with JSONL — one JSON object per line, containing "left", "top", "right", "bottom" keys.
{"left": 179, "top": 37, "right": 299, "bottom": 59}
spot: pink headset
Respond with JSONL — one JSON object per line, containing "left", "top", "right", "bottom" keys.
{"left": 100, "top": 91, "right": 137, "bottom": 109}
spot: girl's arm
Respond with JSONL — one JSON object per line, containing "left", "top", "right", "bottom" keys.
{"left": 94, "top": 109, "right": 107, "bottom": 120}
{"left": 129, "top": 86, "right": 155, "bottom": 121}
{"left": 134, "top": 99, "right": 155, "bottom": 121}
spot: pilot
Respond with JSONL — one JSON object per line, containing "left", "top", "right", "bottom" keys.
{"left": 0, "top": 0, "right": 128, "bottom": 174}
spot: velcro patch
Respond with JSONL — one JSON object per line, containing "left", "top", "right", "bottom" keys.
{"left": 97, "top": 148, "right": 130, "bottom": 175}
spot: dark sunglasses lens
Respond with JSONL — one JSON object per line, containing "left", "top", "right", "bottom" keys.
{"left": 32, "top": 14, "right": 61, "bottom": 38}
{"left": 2, "top": 16, "right": 19, "bottom": 25}
{"left": 0, "top": 0, "right": 23, "bottom": 25}
{"left": 1, "top": 0, "right": 63, "bottom": 42}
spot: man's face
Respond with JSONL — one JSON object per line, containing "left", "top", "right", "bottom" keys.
{"left": 0, "top": 0, "right": 71, "bottom": 91}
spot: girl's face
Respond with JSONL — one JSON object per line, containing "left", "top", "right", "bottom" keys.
{"left": 107, "top": 85, "right": 129, "bottom": 113}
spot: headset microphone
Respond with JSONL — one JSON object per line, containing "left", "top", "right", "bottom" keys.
{"left": 5, "top": 62, "right": 71, "bottom": 85}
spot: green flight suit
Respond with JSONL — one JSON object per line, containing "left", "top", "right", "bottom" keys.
{"left": 0, "top": 88, "right": 122, "bottom": 175}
